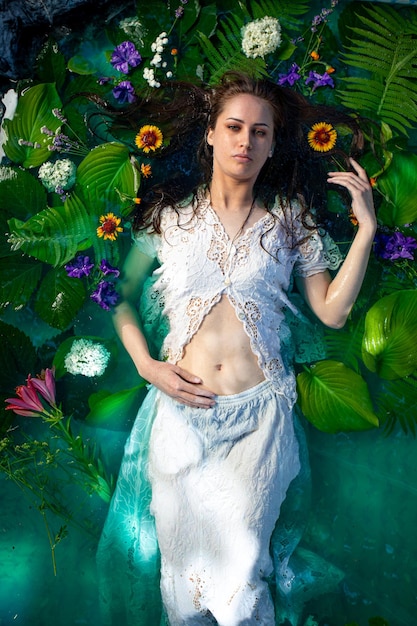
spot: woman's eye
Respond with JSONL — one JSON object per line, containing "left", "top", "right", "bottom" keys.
{"left": 254, "top": 129, "right": 266, "bottom": 136}
{"left": 228, "top": 125, "right": 240, "bottom": 131}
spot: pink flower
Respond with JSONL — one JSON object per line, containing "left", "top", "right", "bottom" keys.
{"left": 5, "top": 368, "right": 57, "bottom": 417}
{"left": 30, "top": 368, "right": 57, "bottom": 407}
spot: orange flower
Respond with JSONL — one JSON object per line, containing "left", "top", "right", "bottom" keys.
{"left": 307, "top": 122, "right": 337, "bottom": 153}
{"left": 135, "top": 125, "right": 163, "bottom": 153}
{"left": 310, "top": 51, "right": 320, "bottom": 61}
{"left": 134, "top": 197, "right": 141, "bottom": 204}
{"left": 97, "top": 212, "right": 123, "bottom": 241}
{"left": 171, "top": 48, "right": 178, "bottom": 56}
{"left": 326, "top": 66, "right": 335, "bottom": 74}
{"left": 141, "top": 163, "right": 152, "bottom": 178}
{"left": 370, "top": 177, "right": 377, "bottom": 188}
{"left": 349, "top": 207, "right": 358, "bottom": 226}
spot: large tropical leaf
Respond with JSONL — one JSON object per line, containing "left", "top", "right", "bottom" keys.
{"left": 376, "top": 152, "right": 417, "bottom": 227}
{"left": 34, "top": 267, "right": 86, "bottom": 330}
{"left": 0, "top": 256, "right": 43, "bottom": 309}
{"left": 2, "top": 83, "right": 63, "bottom": 167}
{"left": 362, "top": 290, "right": 417, "bottom": 380}
{"left": 76, "top": 142, "right": 139, "bottom": 217}
{"left": 85, "top": 384, "right": 148, "bottom": 431}
{"left": 7, "top": 191, "right": 93, "bottom": 267}
{"left": 297, "top": 360, "right": 379, "bottom": 433}
{"left": 337, "top": 4, "right": 417, "bottom": 135}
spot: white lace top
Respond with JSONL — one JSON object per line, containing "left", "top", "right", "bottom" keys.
{"left": 135, "top": 190, "right": 341, "bottom": 407}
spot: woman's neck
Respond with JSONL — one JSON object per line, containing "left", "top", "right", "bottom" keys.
{"left": 208, "top": 179, "right": 255, "bottom": 214}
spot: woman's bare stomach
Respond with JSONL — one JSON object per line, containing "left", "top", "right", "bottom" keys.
{"left": 177, "top": 296, "right": 265, "bottom": 396}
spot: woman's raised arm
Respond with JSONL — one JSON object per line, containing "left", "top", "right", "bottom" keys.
{"left": 296, "top": 158, "right": 377, "bottom": 329}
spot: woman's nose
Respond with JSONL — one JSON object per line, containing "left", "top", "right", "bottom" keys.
{"left": 240, "top": 132, "right": 251, "bottom": 149}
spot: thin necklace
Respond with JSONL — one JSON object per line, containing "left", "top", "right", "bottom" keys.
{"left": 209, "top": 191, "right": 256, "bottom": 243}
{"left": 209, "top": 193, "right": 256, "bottom": 285}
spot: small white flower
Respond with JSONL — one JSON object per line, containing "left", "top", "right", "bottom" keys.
{"left": 241, "top": 17, "right": 282, "bottom": 59}
{"left": 38, "top": 158, "right": 76, "bottom": 193}
{"left": 64, "top": 338, "right": 111, "bottom": 377}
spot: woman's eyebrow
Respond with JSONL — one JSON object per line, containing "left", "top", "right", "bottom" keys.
{"left": 225, "top": 116, "right": 270, "bottom": 127}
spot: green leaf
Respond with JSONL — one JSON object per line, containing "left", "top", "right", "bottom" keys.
{"left": 2, "top": 83, "right": 63, "bottom": 167}
{"left": 0, "top": 256, "right": 43, "bottom": 309}
{"left": 85, "top": 384, "right": 148, "bottom": 431}
{"left": 7, "top": 192, "right": 94, "bottom": 267}
{"left": 362, "top": 290, "right": 417, "bottom": 380}
{"left": 35, "top": 38, "right": 67, "bottom": 89}
{"left": 376, "top": 152, "right": 417, "bottom": 227}
{"left": 34, "top": 267, "right": 86, "bottom": 330}
{"left": 0, "top": 166, "right": 47, "bottom": 220}
{"left": 67, "top": 31, "right": 114, "bottom": 76}
{"left": 0, "top": 321, "right": 37, "bottom": 393}
{"left": 376, "top": 376, "right": 417, "bottom": 436}
{"left": 297, "top": 360, "right": 379, "bottom": 433}
{"left": 77, "top": 142, "right": 139, "bottom": 217}
{"left": 337, "top": 4, "right": 417, "bottom": 135}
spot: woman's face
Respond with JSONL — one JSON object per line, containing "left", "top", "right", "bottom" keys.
{"left": 206, "top": 93, "right": 275, "bottom": 185}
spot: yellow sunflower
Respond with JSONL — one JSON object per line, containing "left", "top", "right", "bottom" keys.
{"left": 135, "top": 125, "right": 163, "bottom": 153}
{"left": 307, "top": 122, "right": 337, "bottom": 153}
{"left": 97, "top": 212, "right": 123, "bottom": 241}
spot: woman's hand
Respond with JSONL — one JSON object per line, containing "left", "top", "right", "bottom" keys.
{"left": 327, "top": 157, "right": 376, "bottom": 234}
{"left": 141, "top": 357, "right": 216, "bottom": 409}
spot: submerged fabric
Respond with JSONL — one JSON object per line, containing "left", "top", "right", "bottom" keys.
{"left": 97, "top": 386, "right": 344, "bottom": 626}
{"left": 148, "top": 381, "right": 300, "bottom": 625}
{"left": 134, "top": 190, "right": 340, "bottom": 407}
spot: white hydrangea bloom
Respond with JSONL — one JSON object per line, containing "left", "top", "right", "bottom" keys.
{"left": 64, "top": 338, "right": 111, "bottom": 377}
{"left": 241, "top": 17, "right": 282, "bottom": 59}
{"left": 38, "top": 158, "right": 76, "bottom": 193}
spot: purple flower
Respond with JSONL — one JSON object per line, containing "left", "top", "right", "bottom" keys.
{"left": 175, "top": 6, "right": 184, "bottom": 17}
{"left": 91, "top": 280, "right": 120, "bottom": 311}
{"left": 65, "top": 255, "right": 94, "bottom": 278}
{"left": 112, "top": 80, "right": 136, "bottom": 104}
{"left": 278, "top": 63, "right": 301, "bottom": 86}
{"left": 375, "top": 232, "right": 417, "bottom": 261}
{"left": 111, "top": 41, "right": 142, "bottom": 74}
{"left": 100, "top": 259, "right": 120, "bottom": 277}
{"left": 305, "top": 70, "right": 334, "bottom": 90}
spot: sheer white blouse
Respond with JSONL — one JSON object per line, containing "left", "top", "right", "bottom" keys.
{"left": 134, "top": 189, "right": 340, "bottom": 408}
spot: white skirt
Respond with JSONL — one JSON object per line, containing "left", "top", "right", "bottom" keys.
{"left": 148, "top": 380, "right": 301, "bottom": 626}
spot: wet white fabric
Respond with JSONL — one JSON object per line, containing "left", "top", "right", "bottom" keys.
{"left": 148, "top": 381, "right": 300, "bottom": 626}
{"left": 134, "top": 189, "right": 341, "bottom": 408}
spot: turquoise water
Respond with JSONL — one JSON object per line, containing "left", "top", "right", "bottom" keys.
{"left": 2, "top": 1, "right": 417, "bottom": 624}
{"left": 1, "top": 419, "right": 416, "bottom": 625}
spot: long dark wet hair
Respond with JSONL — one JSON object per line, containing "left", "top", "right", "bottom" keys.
{"left": 86, "top": 71, "right": 364, "bottom": 235}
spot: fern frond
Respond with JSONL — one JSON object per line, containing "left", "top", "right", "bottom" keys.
{"left": 337, "top": 4, "right": 417, "bottom": 135}
{"left": 197, "top": 14, "right": 266, "bottom": 83}
{"left": 250, "top": 0, "right": 309, "bottom": 23}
